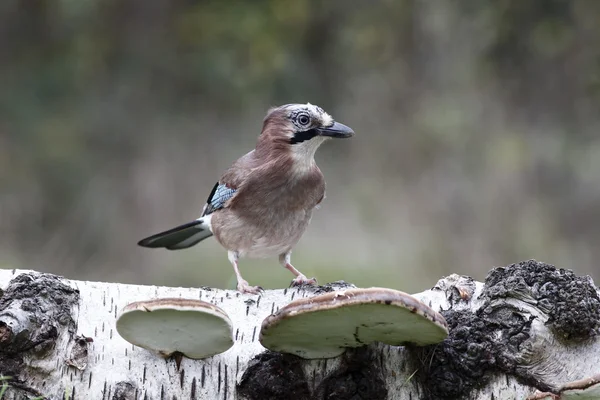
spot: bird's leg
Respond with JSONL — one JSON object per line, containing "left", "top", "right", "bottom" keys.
{"left": 279, "top": 252, "right": 317, "bottom": 287}
{"left": 228, "top": 251, "right": 262, "bottom": 294}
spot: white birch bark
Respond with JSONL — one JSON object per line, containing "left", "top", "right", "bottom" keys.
{"left": 0, "top": 262, "right": 599, "bottom": 400}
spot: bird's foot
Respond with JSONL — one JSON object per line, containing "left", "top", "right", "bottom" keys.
{"left": 236, "top": 279, "right": 263, "bottom": 294}
{"left": 290, "top": 275, "right": 318, "bottom": 287}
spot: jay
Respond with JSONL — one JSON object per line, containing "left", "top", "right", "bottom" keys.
{"left": 138, "top": 103, "right": 354, "bottom": 294}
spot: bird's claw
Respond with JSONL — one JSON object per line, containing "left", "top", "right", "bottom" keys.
{"left": 290, "top": 275, "right": 318, "bottom": 287}
{"left": 237, "top": 280, "right": 263, "bottom": 294}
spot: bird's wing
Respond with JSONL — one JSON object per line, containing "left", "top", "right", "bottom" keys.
{"left": 201, "top": 150, "right": 257, "bottom": 216}
{"left": 201, "top": 182, "right": 237, "bottom": 216}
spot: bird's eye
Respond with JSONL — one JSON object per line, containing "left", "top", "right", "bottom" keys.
{"left": 298, "top": 114, "right": 310, "bottom": 126}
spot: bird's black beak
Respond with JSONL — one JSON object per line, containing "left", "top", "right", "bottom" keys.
{"left": 316, "top": 121, "right": 355, "bottom": 138}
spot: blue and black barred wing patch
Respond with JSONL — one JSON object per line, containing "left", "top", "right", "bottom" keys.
{"left": 202, "top": 182, "right": 236, "bottom": 216}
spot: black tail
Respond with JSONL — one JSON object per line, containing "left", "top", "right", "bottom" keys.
{"left": 138, "top": 219, "right": 213, "bottom": 250}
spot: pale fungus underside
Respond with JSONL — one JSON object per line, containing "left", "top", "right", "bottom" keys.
{"left": 260, "top": 287, "right": 449, "bottom": 359}
{"left": 116, "top": 298, "right": 234, "bottom": 359}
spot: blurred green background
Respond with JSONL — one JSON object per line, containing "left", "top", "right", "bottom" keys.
{"left": 1, "top": 0, "right": 599, "bottom": 293}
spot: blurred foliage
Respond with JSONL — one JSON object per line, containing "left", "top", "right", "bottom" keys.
{"left": 0, "top": 0, "right": 599, "bottom": 291}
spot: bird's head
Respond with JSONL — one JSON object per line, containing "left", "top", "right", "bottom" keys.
{"left": 257, "top": 103, "right": 354, "bottom": 163}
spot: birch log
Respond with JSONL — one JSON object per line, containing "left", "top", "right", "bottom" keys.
{"left": 0, "top": 260, "right": 599, "bottom": 400}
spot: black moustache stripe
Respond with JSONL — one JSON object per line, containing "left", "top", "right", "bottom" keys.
{"left": 289, "top": 129, "right": 318, "bottom": 144}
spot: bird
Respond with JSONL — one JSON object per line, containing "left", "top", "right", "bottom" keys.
{"left": 138, "top": 103, "right": 354, "bottom": 294}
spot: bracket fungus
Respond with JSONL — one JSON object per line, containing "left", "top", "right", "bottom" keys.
{"left": 260, "top": 287, "right": 448, "bottom": 359}
{"left": 116, "top": 298, "right": 233, "bottom": 359}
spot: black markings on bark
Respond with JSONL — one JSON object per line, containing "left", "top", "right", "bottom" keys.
{"left": 218, "top": 362, "right": 222, "bottom": 393}
{"left": 315, "top": 347, "right": 387, "bottom": 400}
{"left": 237, "top": 352, "right": 311, "bottom": 400}
{"left": 190, "top": 377, "right": 197, "bottom": 399}
{"left": 408, "top": 260, "right": 598, "bottom": 400}
{"left": 223, "top": 364, "right": 228, "bottom": 400}
{"left": 0, "top": 273, "right": 79, "bottom": 386}
{"left": 485, "top": 259, "right": 600, "bottom": 340}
